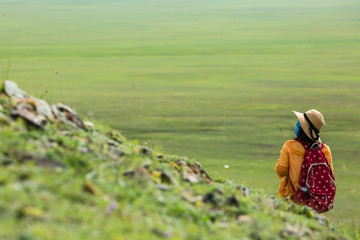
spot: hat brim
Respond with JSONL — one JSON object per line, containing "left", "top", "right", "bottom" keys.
{"left": 293, "top": 111, "right": 321, "bottom": 143}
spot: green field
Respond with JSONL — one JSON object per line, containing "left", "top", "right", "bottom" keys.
{"left": 1, "top": 0, "right": 359, "bottom": 232}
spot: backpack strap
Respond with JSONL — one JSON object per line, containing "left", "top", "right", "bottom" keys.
{"left": 296, "top": 139, "right": 323, "bottom": 150}
{"left": 310, "top": 142, "right": 321, "bottom": 149}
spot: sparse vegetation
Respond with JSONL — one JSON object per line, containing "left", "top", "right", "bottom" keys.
{"left": 0, "top": 81, "right": 352, "bottom": 239}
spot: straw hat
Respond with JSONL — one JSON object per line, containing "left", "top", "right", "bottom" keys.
{"left": 293, "top": 109, "right": 325, "bottom": 143}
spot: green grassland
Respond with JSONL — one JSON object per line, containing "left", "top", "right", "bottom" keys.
{"left": 0, "top": 97, "right": 351, "bottom": 240}
{"left": 1, "top": 0, "right": 360, "bottom": 233}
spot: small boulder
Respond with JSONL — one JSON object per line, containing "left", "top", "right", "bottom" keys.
{"left": 11, "top": 102, "right": 47, "bottom": 128}
{"left": 52, "top": 103, "right": 87, "bottom": 130}
{"left": 3, "top": 80, "right": 27, "bottom": 99}
{"left": 182, "top": 165, "right": 203, "bottom": 183}
{"left": 33, "top": 98, "right": 54, "bottom": 121}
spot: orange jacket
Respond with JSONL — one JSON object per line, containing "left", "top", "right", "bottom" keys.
{"left": 274, "top": 140, "right": 333, "bottom": 197}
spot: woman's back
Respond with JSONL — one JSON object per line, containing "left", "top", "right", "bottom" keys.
{"left": 275, "top": 139, "right": 333, "bottom": 197}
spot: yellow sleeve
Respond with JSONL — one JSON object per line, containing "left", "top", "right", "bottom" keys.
{"left": 323, "top": 144, "right": 334, "bottom": 173}
{"left": 275, "top": 142, "right": 290, "bottom": 179}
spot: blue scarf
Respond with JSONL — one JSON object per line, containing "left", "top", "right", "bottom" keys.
{"left": 295, "top": 120, "right": 301, "bottom": 137}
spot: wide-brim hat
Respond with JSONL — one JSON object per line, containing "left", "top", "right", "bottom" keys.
{"left": 293, "top": 109, "right": 325, "bottom": 143}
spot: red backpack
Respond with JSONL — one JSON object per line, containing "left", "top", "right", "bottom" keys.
{"left": 292, "top": 141, "right": 336, "bottom": 213}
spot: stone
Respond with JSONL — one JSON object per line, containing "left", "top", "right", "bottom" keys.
{"left": 11, "top": 102, "right": 47, "bottom": 128}
{"left": 182, "top": 165, "right": 203, "bottom": 183}
{"left": 203, "top": 189, "right": 224, "bottom": 206}
{"left": 123, "top": 167, "right": 147, "bottom": 178}
{"left": 174, "top": 159, "right": 199, "bottom": 183}
{"left": 35, "top": 156, "right": 66, "bottom": 169}
{"left": 175, "top": 158, "right": 187, "bottom": 166}
{"left": 106, "top": 131, "right": 122, "bottom": 144}
{"left": 140, "top": 146, "right": 152, "bottom": 155}
{"left": 52, "top": 103, "right": 87, "bottom": 130}
{"left": 314, "top": 212, "right": 329, "bottom": 226}
{"left": 108, "top": 148, "right": 124, "bottom": 159}
{"left": 236, "top": 185, "right": 250, "bottom": 197}
{"left": 159, "top": 170, "right": 178, "bottom": 185}
{"left": 263, "top": 197, "right": 276, "bottom": 209}
{"left": 84, "top": 121, "right": 94, "bottom": 129}
{"left": 51, "top": 104, "right": 61, "bottom": 119}
{"left": 156, "top": 184, "right": 171, "bottom": 191}
{"left": 190, "top": 163, "right": 212, "bottom": 183}
{"left": 78, "top": 146, "right": 89, "bottom": 153}
{"left": 33, "top": 98, "right": 54, "bottom": 121}
{"left": 174, "top": 159, "right": 212, "bottom": 184}
{"left": 237, "top": 215, "right": 254, "bottom": 224}
{"left": 107, "top": 139, "right": 119, "bottom": 147}
{"left": 3, "top": 80, "right": 27, "bottom": 99}
{"left": 279, "top": 224, "right": 302, "bottom": 239}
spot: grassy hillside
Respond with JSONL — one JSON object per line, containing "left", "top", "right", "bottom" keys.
{"left": 1, "top": 0, "right": 359, "bottom": 231}
{"left": 0, "top": 81, "right": 353, "bottom": 239}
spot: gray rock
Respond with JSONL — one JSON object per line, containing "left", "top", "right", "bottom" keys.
{"left": 52, "top": 103, "right": 87, "bottom": 130}
{"left": 108, "top": 147, "right": 124, "bottom": 159}
{"left": 78, "top": 146, "right": 89, "bottom": 154}
{"left": 84, "top": 121, "right": 94, "bottom": 129}
{"left": 159, "top": 170, "right": 178, "bottom": 185}
{"left": 182, "top": 165, "right": 203, "bottom": 183}
{"left": 175, "top": 158, "right": 211, "bottom": 184}
{"left": 203, "top": 188, "right": 224, "bottom": 205}
{"left": 263, "top": 197, "right": 276, "bottom": 209}
{"left": 11, "top": 102, "right": 47, "bottom": 128}
{"left": 237, "top": 215, "right": 254, "bottom": 224}
{"left": 51, "top": 104, "right": 61, "bottom": 119}
{"left": 236, "top": 185, "right": 250, "bottom": 197}
{"left": 4, "top": 80, "right": 27, "bottom": 99}
{"left": 107, "top": 139, "right": 119, "bottom": 147}
{"left": 141, "top": 146, "right": 152, "bottom": 155}
{"left": 280, "top": 223, "right": 303, "bottom": 239}
{"left": 35, "top": 156, "right": 66, "bottom": 169}
{"left": 32, "top": 98, "right": 54, "bottom": 121}
{"left": 156, "top": 184, "right": 171, "bottom": 191}
{"left": 314, "top": 212, "right": 328, "bottom": 226}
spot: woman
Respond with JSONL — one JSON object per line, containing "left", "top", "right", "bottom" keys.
{"left": 274, "top": 109, "right": 334, "bottom": 198}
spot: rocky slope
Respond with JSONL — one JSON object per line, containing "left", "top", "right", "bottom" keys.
{"left": 0, "top": 81, "right": 348, "bottom": 240}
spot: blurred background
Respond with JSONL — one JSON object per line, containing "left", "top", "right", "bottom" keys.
{"left": 1, "top": 0, "right": 359, "bottom": 227}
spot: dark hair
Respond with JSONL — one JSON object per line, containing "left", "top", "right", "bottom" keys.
{"left": 294, "top": 128, "right": 315, "bottom": 145}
